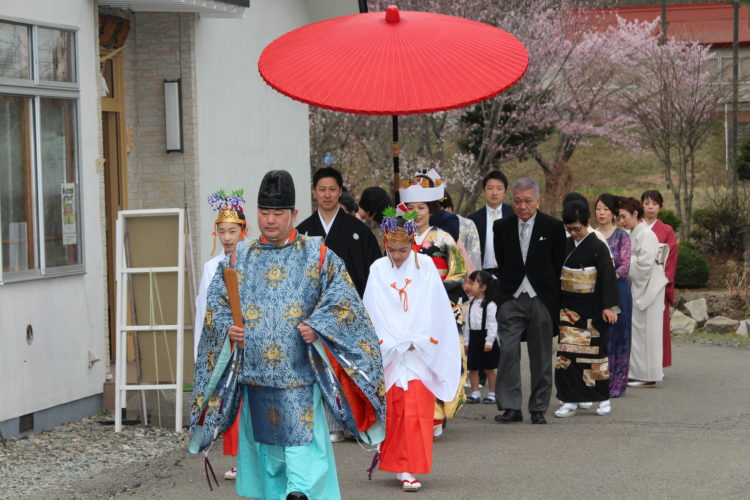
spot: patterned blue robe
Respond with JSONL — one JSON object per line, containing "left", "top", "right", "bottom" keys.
{"left": 190, "top": 233, "right": 386, "bottom": 451}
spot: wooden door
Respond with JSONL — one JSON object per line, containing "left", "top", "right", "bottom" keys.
{"left": 101, "top": 53, "right": 127, "bottom": 360}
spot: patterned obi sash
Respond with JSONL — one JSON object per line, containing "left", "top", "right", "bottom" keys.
{"left": 431, "top": 256, "right": 448, "bottom": 281}
{"left": 561, "top": 266, "right": 597, "bottom": 294}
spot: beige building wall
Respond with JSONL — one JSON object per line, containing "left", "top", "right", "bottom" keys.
{"left": 0, "top": 0, "right": 107, "bottom": 431}
{"left": 121, "top": 12, "right": 202, "bottom": 278}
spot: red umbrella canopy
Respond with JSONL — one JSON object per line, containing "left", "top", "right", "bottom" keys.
{"left": 258, "top": 6, "right": 529, "bottom": 115}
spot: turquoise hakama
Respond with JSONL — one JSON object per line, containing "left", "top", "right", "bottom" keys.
{"left": 236, "top": 384, "right": 340, "bottom": 499}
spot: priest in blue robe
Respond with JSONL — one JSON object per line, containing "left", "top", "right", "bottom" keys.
{"left": 191, "top": 170, "right": 386, "bottom": 500}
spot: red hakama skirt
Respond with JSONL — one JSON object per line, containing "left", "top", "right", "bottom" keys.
{"left": 223, "top": 404, "right": 241, "bottom": 456}
{"left": 379, "top": 380, "right": 435, "bottom": 474}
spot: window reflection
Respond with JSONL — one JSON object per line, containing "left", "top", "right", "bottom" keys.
{"left": 0, "top": 22, "right": 31, "bottom": 80}
{"left": 38, "top": 28, "right": 75, "bottom": 83}
{"left": 0, "top": 96, "right": 36, "bottom": 272}
{"left": 41, "top": 98, "right": 79, "bottom": 268}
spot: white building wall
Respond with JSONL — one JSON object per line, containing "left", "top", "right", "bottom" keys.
{"left": 194, "top": 0, "right": 356, "bottom": 262}
{"left": 0, "top": 1, "right": 107, "bottom": 423}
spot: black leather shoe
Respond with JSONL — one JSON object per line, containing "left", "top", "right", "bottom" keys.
{"left": 530, "top": 411, "right": 547, "bottom": 424}
{"left": 494, "top": 409, "right": 522, "bottom": 423}
{"left": 286, "top": 493, "right": 308, "bottom": 500}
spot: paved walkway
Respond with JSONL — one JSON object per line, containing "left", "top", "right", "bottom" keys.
{"left": 52, "top": 342, "right": 750, "bottom": 499}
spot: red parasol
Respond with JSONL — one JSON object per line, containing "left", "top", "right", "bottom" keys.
{"left": 258, "top": 5, "right": 529, "bottom": 196}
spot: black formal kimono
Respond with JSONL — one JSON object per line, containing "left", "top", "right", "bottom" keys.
{"left": 555, "top": 233, "right": 620, "bottom": 403}
{"left": 297, "top": 209, "right": 382, "bottom": 297}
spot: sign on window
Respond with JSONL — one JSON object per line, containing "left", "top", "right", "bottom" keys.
{"left": 61, "top": 183, "right": 76, "bottom": 246}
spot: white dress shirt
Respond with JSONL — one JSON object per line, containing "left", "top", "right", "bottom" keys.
{"left": 513, "top": 213, "right": 538, "bottom": 298}
{"left": 318, "top": 208, "right": 338, "bottom": 236}
{"left": 482, "top": 205, "right": 502, "bottom": 269}
{"left": 463, "top": 299, "right": 499, "bottom": 347}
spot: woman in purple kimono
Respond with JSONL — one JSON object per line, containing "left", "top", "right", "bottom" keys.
{"left": 594, "top": 193, "right": 632, "bottom": 398}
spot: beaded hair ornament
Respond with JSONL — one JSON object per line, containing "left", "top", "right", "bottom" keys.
{"left": 207, "top": 188, "right": 247, "bottom": 255}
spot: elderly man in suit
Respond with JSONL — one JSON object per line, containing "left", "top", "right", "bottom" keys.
{"left": 493, "top": 178, "right": 566, "bottom": 425}
{"left": 468, "top": 171, "right": 513, "bottom": 277}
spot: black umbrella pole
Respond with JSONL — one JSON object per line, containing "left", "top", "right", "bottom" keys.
{"left": 393, "top": 115, "right": 400, "bottom": 203}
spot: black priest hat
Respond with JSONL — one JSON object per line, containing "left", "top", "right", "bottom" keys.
{"left": 257, "top": 170, "right": 295, "bottom": 210}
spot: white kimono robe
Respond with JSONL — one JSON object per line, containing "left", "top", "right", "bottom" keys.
{"left": 628, "top": 222, "right": 669, "bottom": 382}
{"left": 193, "top": 252, "right": 226, "bottom": 361}
{"left": 363, "top": 251, "right": 461, "bottom": 402}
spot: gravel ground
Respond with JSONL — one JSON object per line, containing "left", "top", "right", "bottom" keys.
{"left": 0, "top": 414, "right": 187, "bottom": 499}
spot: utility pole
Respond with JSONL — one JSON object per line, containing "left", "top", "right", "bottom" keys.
{"left": 731, "top": 0, "right": 740, "bottom": 196}
{"left": 661, "top": 0, "right": 667, "bottom": 44}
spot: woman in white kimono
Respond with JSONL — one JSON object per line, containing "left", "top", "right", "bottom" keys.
{"left": 617, "top": 197, "right": 668, "bottom": 388}
{"left": 194, "top": 188, "right": 247, "bottom": 479}
{"left": 363, "top": 208, "right": 460, "bottom": 492}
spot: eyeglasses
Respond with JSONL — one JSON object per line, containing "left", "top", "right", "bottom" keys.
{"left": 565, "top": 224, "right": 585, "bottom": 234}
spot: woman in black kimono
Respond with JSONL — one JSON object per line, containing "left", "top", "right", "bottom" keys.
{"left": 554, "top": 200, "right": 619, "bottom": 418}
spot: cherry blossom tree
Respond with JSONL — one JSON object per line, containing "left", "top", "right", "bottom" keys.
{"left": 309, "top": 1, "right": 677, "bottom": 213}
{"left": 614, "top": 27, "right": 726, "bottom": 238}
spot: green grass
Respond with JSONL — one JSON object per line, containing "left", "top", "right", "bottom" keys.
{"left": 674, "top": 330, "right": 750, "bottom": 348}
{"left": 498, "top": 123, "right": 729, "bottom": 212}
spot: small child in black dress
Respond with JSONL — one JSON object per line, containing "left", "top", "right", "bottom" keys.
{"left": 463, "top": 271, "right": 500, "bottom": 404}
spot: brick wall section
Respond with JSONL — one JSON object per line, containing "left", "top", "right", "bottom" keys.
{"left": 123, "top": 12, "right": 202, "bottom": 284}
{"left": 94, "top": 2, "right": 109, "bottom": 363}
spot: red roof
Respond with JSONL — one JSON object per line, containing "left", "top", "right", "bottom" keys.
{"left": 591, "top": 3, "right": 750, "bottom": 47}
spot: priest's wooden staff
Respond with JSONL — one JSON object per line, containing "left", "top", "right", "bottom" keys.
{"left": 223, "top": 268, "right": 244, "bottom": 349}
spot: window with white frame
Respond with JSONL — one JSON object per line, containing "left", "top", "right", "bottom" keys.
{"left": 0, "top": 18, "right": 81, "bottom": 282}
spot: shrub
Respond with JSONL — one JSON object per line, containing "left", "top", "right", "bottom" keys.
{"left": 657, "top": 209, "right": 682, "bottom": 233}
{"left": 691, "top": 196, "right": 750, "bottom": 255}
{"left": 725, "top": 260, "right": 750, "bottom": 312}
{"left": 675, "top": 242, "right": 709, "bottom": 288}
{"left": 735, "top": 136, "right": 750, "bottom": 181}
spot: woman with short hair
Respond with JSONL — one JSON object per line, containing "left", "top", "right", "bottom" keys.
{"left": 618, "top": 197, "right": 668, "bottom": 388}
{"left": 554, "top": 200, "right": 619, "bottom": 418}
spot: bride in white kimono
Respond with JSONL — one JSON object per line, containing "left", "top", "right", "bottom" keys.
{"left": 618, "top": 198, "right": 668, "bottom": 387}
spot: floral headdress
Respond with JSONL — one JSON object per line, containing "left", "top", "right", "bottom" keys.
{"left": 380, "top": 205, "right": 419, "bottom": 243}
{"left": 207, "top": 188, "right": 247, "bottom": 255}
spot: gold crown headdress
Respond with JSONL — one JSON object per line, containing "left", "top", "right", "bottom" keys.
{"left": 381, "top": 205, "right": 421, "bottom": 268}
{"left": 208, "top": 188, "right": 247, "bottom": 255}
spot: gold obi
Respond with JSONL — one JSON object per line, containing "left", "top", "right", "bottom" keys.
{"left": 561, "top": 267, "right": 597, "bottom": 294}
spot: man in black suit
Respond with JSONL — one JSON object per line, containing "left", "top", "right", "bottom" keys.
{"left": 468, "top": 171, "right": 513, "bottom": 276}
{"left": 297, "top": 167, "right": 382, "bottom": 297}
{"left": 493, "top": 178, "right": 566, "bottom": 425}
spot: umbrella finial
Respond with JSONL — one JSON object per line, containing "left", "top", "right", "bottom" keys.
{"left": 385, "top": 5, "right": 400, "bottom": 23}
